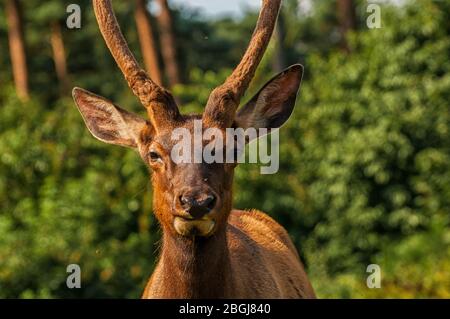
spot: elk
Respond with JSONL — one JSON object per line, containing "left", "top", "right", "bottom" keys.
{"left": 72, "top": 0, "right": 315, "bottom": 298}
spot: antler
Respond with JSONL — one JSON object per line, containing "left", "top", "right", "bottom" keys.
{"left": 204, "top": 0, "right": 282, "bottom": 127}
{"left": 93, "top": 0, "right": 179, "bottom": 126}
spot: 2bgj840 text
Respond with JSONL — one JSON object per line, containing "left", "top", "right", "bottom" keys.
{"left": 179, "top": 303, "right": 271, "bottom": 317}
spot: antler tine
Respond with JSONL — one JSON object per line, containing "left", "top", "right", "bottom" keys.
{"left": 204, "top": 0, "right": 282, "bottom": 127}
{"left": 224, "top": 0, "right": 281, "bottom": 98}
{"left": 93, "top": 0, "right": 179, "bottom": 126}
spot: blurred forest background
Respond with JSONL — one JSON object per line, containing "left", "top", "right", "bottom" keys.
{"left": 0, "top": 0, "right": 449, "bottom": 298}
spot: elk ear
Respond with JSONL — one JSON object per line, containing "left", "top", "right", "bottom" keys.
{"left": 234, "top": 64, "right": 303, "bottom": 139}
{"left": 72, "top": 87, "right": 149, "bottom": 148}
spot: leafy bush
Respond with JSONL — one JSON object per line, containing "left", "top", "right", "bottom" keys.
{"left": 283, "top": 0, "right": 450, "bottom": 297}
{"left": 0, "top": 86, "right": 156, "bottom": 297}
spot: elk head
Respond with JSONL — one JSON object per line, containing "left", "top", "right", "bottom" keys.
{"left": 73, "top": 0, "right": 303, "bottom": 239}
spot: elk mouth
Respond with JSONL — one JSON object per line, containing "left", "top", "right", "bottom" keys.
{"left": 173, "top": 216, "right": 216, "bottom": 237}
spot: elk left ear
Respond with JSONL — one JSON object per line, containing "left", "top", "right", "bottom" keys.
{"left": 72, "top": 87, "right": 149, "bottom": 149}
{"left": 234, "top": 64, "right": 303, "bottom": 138}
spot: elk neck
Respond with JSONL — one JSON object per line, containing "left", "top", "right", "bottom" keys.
{"left": 157, "top": 224, "right": 233, "bottom": 298}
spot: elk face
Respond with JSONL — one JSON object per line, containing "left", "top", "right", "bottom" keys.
{"left": 73, "top": 0, "right": 300, "bottom": 238}
{"left": 73, "top": 65, "right": 303, "bottom": 238}
{"left": 139, "top": 117, "right": 234, "bottom": 238}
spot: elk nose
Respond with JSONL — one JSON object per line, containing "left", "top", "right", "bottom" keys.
{"left": 179, "top": 193, "right": 217, "bottom": 219}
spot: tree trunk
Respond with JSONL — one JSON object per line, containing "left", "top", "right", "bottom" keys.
{"left": 6, "top": 0, "right": 29, "bottom": 101}
{"left": 135, "top": 0, "right": 163, "bottom": 86}
{"left": 272, "top": 12, "right": 286, "bottom": 73}
{"left": 50, "top": 21, "right": 70, "bottom": 94}
{"left": 156, "top": 0, "right": 181, "bottom": 86}
{"left": 337, "top": 0, "right": 356, "bottom": 53}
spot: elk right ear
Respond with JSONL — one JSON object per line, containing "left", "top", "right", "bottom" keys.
{"left": 233, "top": 64, "right": 303, "bottom": 140}
{"left": 72, "top": 87, "right": 149, "bottom": 148}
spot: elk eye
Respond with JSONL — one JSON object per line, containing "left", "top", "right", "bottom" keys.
{"left": 148, "top": 151, "right": 161, "bottom": 162}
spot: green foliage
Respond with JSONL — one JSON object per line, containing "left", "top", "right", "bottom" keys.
{"left": 0, "top": 86, "right": 156, "bottom": 297}
{"left": 290, "top": 0, "right": 450, "bottom": 297}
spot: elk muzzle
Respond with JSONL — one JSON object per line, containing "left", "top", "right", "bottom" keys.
{"left": 179, "top": 193, "right": 216, "bottom": 219}
{"left": 173, "top": 189, "right": 219, "bottom": 237}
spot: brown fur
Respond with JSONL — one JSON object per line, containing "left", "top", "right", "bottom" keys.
{"left": 133, "top": 115, "right": 315, "bottom": 298}
{"left": 73, "top": 0, "right": 315, "bottom": 299}
{"left": 143, "top": 209, "right": 315, "bottom": 298}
